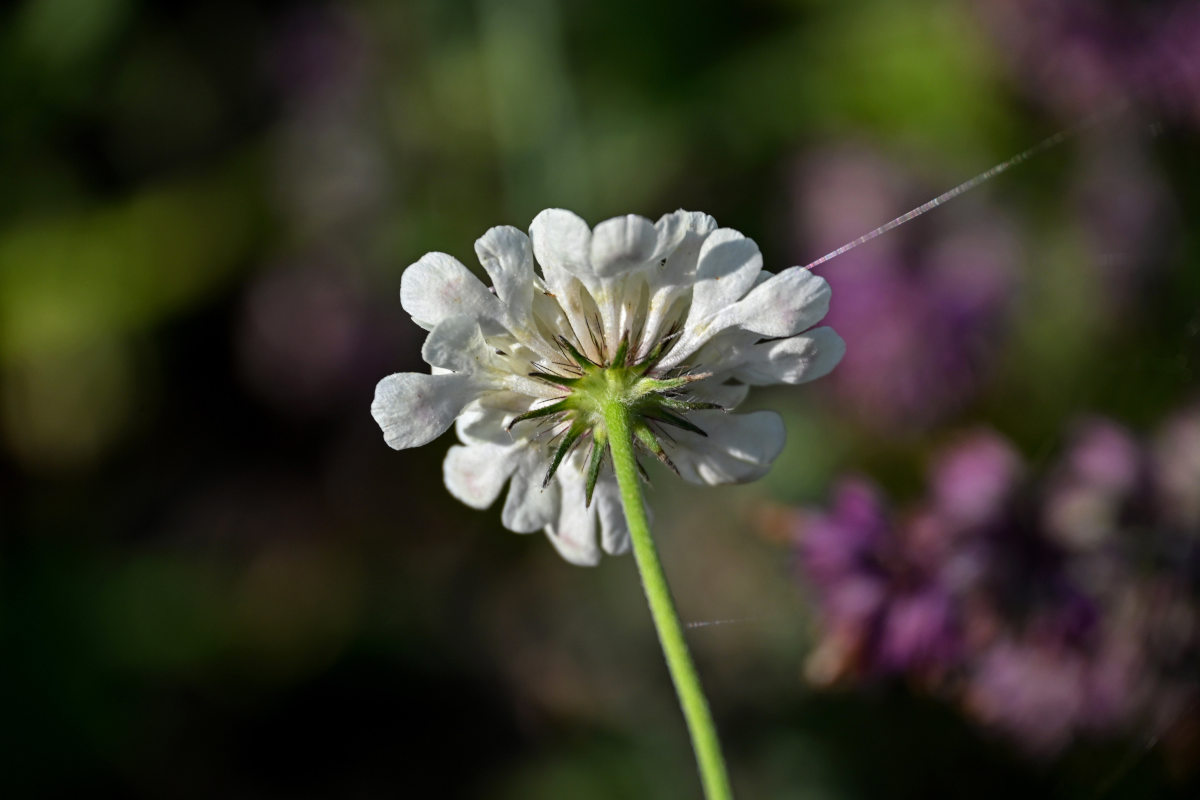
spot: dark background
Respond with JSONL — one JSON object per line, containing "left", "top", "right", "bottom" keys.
{"left": 2, "top": 0, "right": 1198, "bottom": 797}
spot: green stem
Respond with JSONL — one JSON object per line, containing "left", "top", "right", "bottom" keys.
{"left": 602, "top": 395, "right": 734, "bottom": 800}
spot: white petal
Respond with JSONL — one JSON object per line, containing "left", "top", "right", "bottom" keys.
{"left": 690, "top": 379, "right": 751, "bottom": 410}
{"left": 637, "top": 212, "right": 720, "bottom": 349}
{"left": 652, "top": 210, "right": 719, "bottom": 286}
{"left": 662, "top": 267, "right": 831, "bottom": 370}
{"left": 686, "top": 228, "right": 763, "bottom": 324}
{"left": 456, "top": 396, "right": 533, "bottom": 444}
{"left": 684, "top": 328, "right": 760, "bottom": 379}
{"left": 528, "top": 210, "right": 601, "bottom": 360}
{"left": 583, "top": 214, "right": 658, "bottom": 346}
{"left": 589, "top": 214, "right": 658, "bottom": 277}
{"left": 422, "top": 318, "right": 559, "bottom": 401}
{"left": 474, "top": 225, "right": 534, "bottom": 319}
{"left": 545, "top": 469, "right": 602, "bottom": 566}
{"left": 421, "top": 316, "right": 497, "bottom": 373}
{"left": 444, "top": 441, "right": 519, "bottom": 509}
{"left": 530, "top": 208, "right": 592, "bottom": 283}
{"left": 371, "top": 372, "right": 478, "bottom": 450}
{"left": 400, "top": 252, "right": 503, "bottom": 331}
{"left": 502, "top": 452, "right": 560, "bottom": 533}
{"left": 721, "top": 267, "right": 831, "bottom": 338}
{"left": 671, "top": 410, "right": 786, "bottom": 485}
{"left": 593, "top": 478, "right": 631, "bottom": 555}
{"left": 731, "top": 327, "right": 846, "bottom": 386}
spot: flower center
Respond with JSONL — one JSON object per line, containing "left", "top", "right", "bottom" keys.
{"left": 508, "top": 335, "right": 719, "bottom": 504}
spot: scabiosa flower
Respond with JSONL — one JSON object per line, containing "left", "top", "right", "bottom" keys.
{"left": 372, "top": 209, "right": 844, "bottom": 565}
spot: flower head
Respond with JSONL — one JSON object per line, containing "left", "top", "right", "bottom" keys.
{"left": 373, "top": 209, "right": 844, "bottom": 564}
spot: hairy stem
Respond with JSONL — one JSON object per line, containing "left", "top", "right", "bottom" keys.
{"left": 602, "top": 392, "right": 734, "bottom": 800}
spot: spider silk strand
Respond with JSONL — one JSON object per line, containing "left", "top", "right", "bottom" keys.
{"left": 802, "top": 106, "right": 1126, "bottom": 272}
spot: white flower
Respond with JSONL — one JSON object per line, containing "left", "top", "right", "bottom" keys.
{"left": 372, "top": 209, "right": 844, "bottom": 565}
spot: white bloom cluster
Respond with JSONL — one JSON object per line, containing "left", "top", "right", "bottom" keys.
{"left": 373, "top": 209, "right": 843, "bottom": 565}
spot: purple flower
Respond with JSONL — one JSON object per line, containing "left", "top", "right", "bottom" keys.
{"left": 791, "top": 148, "right": 1018, "bottom": 430}
{"left": 877, "top": 588, "right": 959, "bottom": 674}
{"left": 968, "top": 640, "right": 1089, "bottom": 754}
{"left": 967, "top": 606, "right": 1144, "bottom": 756}
{"left": 795, "top": 478, "right": 967, "bottom": 681}
{"left": 975, "top": 0, "right": 1200, "bottom": 127}
{"left": 789, "top": 408, "right": 1200, "bottom": 756}
{"left": 1042, "top": 419, "right": 1143, "bottom": 551}
{"left": 930, "top": 430, "right": 1022, "bottom": 529}
{"left": 797, "top": 479, "right": 891, "bottom": 590}
{"left": 1152, "top": 404, "right": 1200, "bottom": 530}
{"left": 1071, "top": 140, "right": 1174, "bottom": 299}
{"left": 1066, "top": 419, "right": 1142, "bottom": 492}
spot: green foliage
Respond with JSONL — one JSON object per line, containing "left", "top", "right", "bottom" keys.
{"left": 0, "top": 162, "right": 264, "bottom": 363}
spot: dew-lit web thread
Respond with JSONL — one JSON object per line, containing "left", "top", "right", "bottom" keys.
{"left": 801, "top": 106, "right": 1125, "bottom": 272}
{"left": 685, "top": 616, "right": 762, "bottom": 629}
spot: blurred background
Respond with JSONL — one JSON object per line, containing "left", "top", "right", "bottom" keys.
{"left": 2, "top": 0, "right": 1198, "bottom": 797}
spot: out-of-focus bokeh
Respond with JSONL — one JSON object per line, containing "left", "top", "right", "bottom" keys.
{"left": 2, "top": 0, "right": 1198, "bottom": 797}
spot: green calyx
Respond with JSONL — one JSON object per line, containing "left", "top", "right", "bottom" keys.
{"left": 509, "top": 335, "right": 720, "bottom": 504}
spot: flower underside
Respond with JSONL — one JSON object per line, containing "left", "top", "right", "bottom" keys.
{"left": 371, "top": 208, "right": 845, "bottom": 565}
{"left": 512, "top": 325, "right": 722, "bottom": 503}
